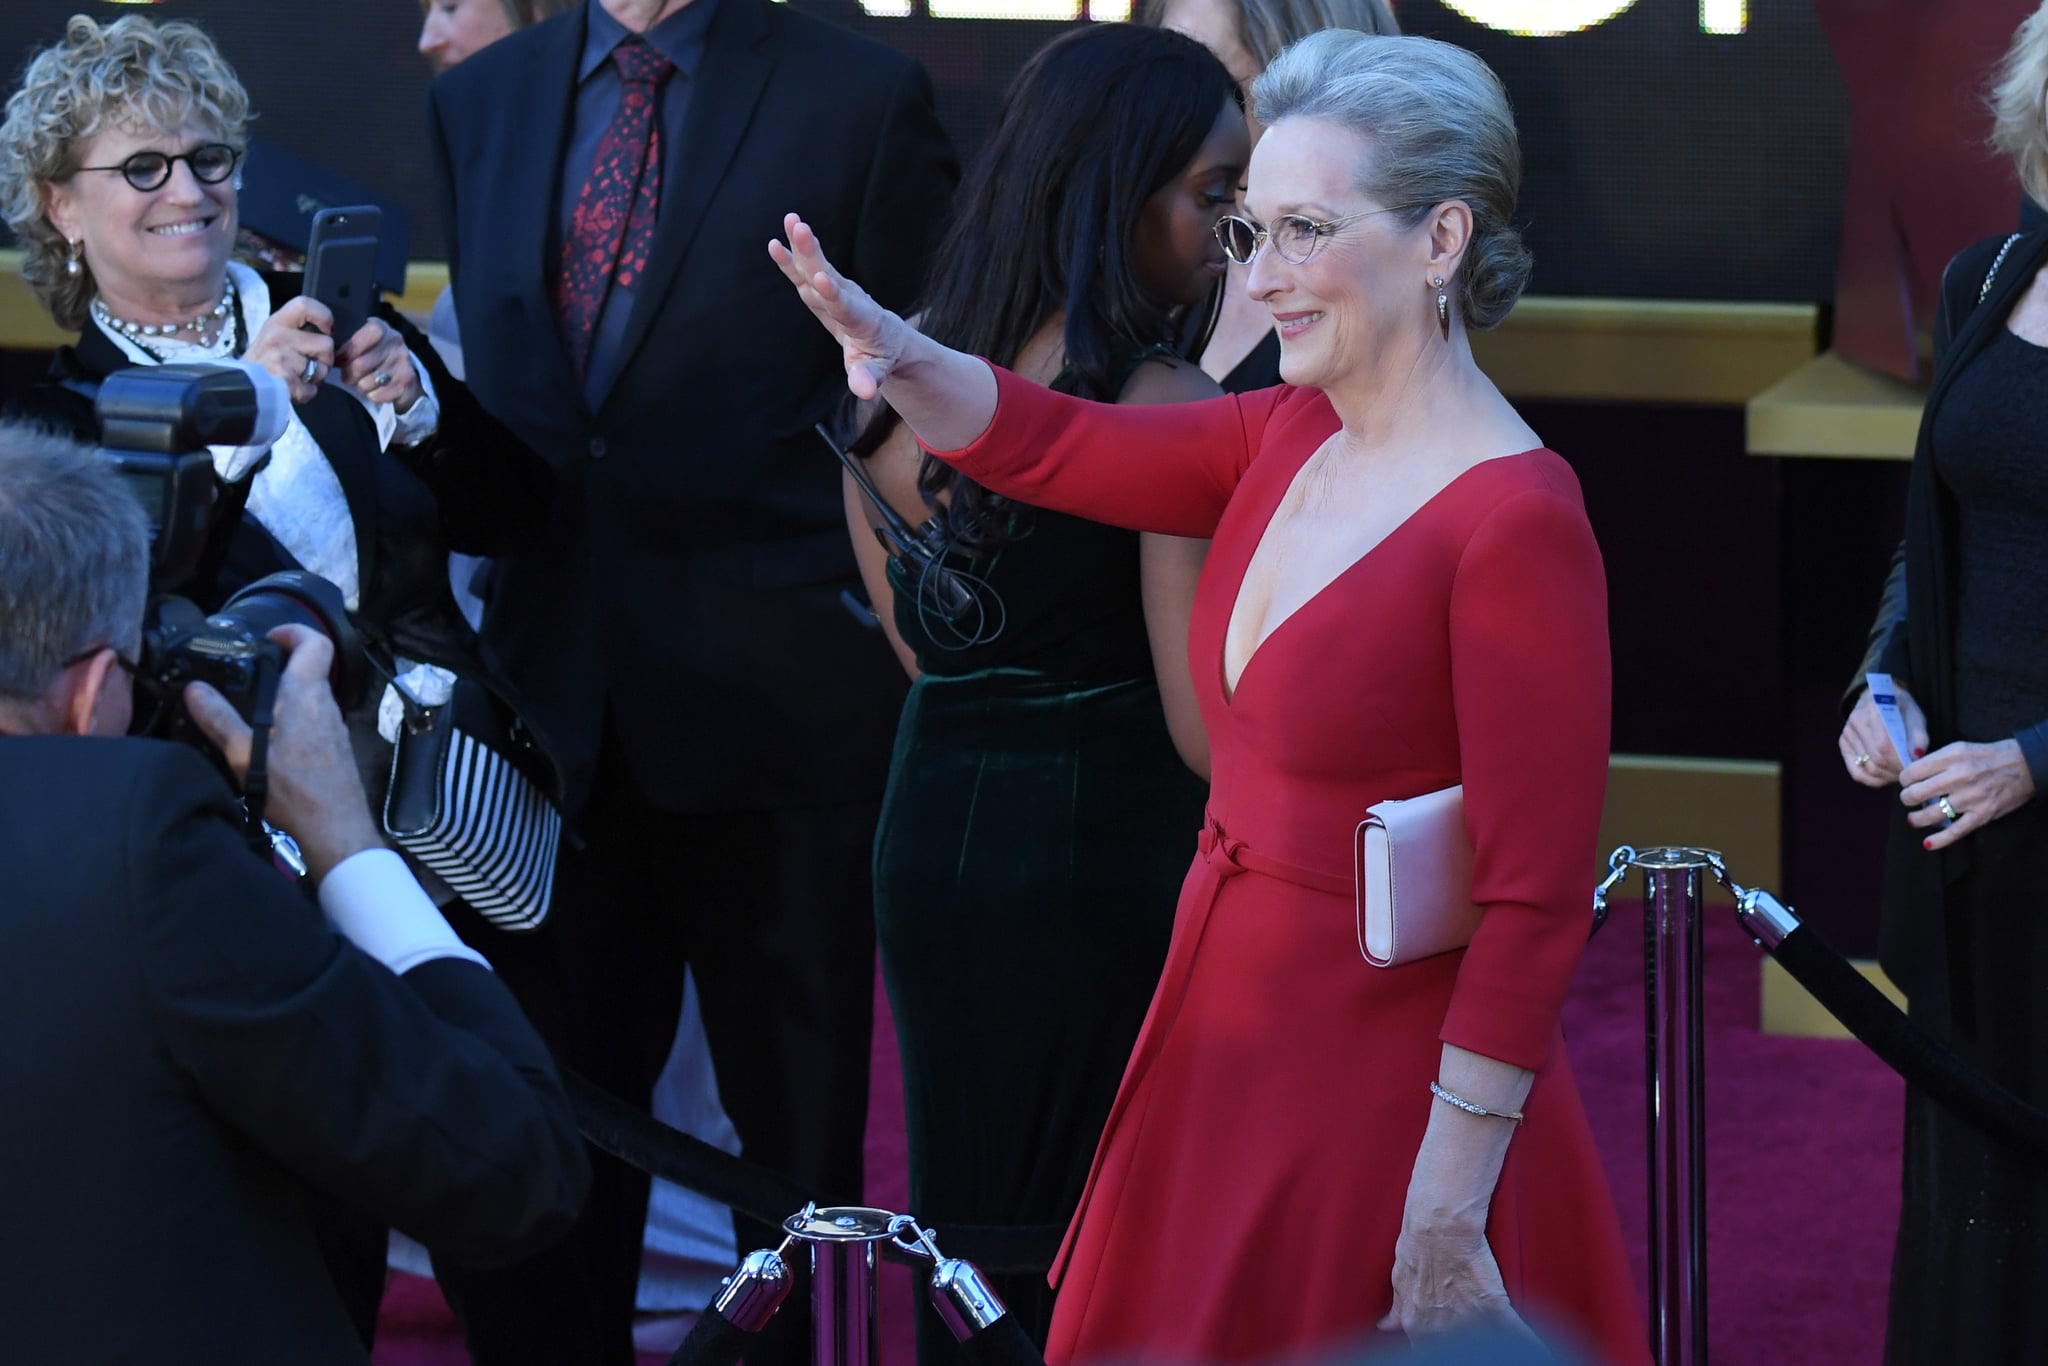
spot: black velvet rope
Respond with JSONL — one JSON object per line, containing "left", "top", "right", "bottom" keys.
{"left": 664, "top": 1305, "right": 756, "bottom": 1366}
{"left": 564, "top": 1070, "right": 813, "bottom": 1230}
{"left": 957, "top": 1313, "right": 1045, "bottom": 1366}
{"left": 1762, "top": 920, "right": 2048, "bottom": 1163}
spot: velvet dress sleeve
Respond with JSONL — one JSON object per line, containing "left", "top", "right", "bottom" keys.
{"left": 1843, "top": 234, "right": 2012, "bottom": 711}
{"left": 1438, "top": 473, "right": 1613, "bottom": 1072}
{"left": 924, "top": 363, "right": 1287, "bottom": 538}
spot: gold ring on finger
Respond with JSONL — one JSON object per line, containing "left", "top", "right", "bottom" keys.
{"left": 1855, "top": 753, "right": 1871, "bottom": 768}
{"left": 1938, "top": 796, "right": 1960, "bottom": 823}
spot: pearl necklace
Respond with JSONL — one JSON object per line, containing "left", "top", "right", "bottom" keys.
{"left": 90, "top": 281, "right": 236, "bottom": 345}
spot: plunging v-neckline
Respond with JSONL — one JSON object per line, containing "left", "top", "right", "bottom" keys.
{"left": 1217, "top": 444, "right": 1542, "bottom": 705}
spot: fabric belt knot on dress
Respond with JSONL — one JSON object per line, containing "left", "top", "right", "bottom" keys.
{"left": 1197, "top": 811, "right": 1352, "bottom": 898}
{"left": 1197, "top": 813, "right": 1251, "bottom": 878}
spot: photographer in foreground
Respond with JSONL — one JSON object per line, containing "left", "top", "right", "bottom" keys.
{"left": 0, "top": 422, "right": 588, "bottom": 1363}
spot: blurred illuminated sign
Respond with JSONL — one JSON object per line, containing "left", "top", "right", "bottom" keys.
{"left": 837, "top": 0, "right": 1743, "bottom": 28}
{"left": 1445, "top": 1, "right": 1746, "bottom": 34}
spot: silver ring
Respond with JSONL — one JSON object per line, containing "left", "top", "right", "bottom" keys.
{"left": 1854, "top": 753, "right": 1871, "bottom": 768}
{"left": 371, "top": 370, "right": 392, "bottom": 392}
{"left": 300, "top": 356, "right": 319, "bottom": 385}
{"left": 1938, "top": 796, "right": 1960, "bottom": 823}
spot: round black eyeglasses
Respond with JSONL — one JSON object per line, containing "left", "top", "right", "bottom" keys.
{"left": 77, "top": 143, "right": 241, "bottom": 193}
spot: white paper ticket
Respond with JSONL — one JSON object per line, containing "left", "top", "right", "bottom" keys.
{"left": 1866, "top": 673, "right": 1915, "bottom": 766}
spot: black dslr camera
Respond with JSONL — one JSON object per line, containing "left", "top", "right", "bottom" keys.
{"left": 95, "top": 364, "right": 367, "bottom": 733}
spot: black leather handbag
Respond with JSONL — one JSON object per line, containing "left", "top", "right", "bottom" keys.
{"left": 382, "top": 674, "right": 561, "bottom": 931}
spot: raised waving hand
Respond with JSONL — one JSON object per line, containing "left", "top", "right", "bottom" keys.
{"left": 768, "top": 213, "right": 996, "bottom": 449}
{"left": 768, "top": 213, "right": 904, "bottom": 400}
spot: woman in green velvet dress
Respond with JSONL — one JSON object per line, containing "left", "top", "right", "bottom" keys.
{"left": 841, "top": 25, "right": 1248, "bottom": 1361}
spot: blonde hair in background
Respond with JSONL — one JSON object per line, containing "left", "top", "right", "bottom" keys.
{"left": 0, "top": 14, "right": 250, "bottom": 332}
{"left": 1990, "top": 1, "right": 2048, "bottom": 209}
{"left": 1253, "top": 30, "right": 1531, "bottom": 330}
{"left": 1141, "top": 0, "right": 1400, "bottom": 71}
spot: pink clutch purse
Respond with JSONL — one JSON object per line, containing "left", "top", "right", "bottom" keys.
{"left": 1354, "top": 784, "right": 1481, "bottom": 968}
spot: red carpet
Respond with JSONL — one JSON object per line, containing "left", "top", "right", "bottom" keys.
{"left": 375, "top": 903, "right": 1902, "bottom": 1365}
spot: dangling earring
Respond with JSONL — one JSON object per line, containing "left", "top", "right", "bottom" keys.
{"left": 1433, "top": 276, "right": 1449, "bottom": 342}
{"left": 64, "top": 238, "right": 82, "bottom": 278}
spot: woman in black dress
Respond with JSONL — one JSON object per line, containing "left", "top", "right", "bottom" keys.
{"left": 842, "top": 24, "right": 1246, "bottom": 1360}
{"left": 1839, "top": 8, "right": 2048, "bottom": 1360}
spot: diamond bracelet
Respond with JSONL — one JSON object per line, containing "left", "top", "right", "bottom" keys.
{"left": 1430, "top": 1080, "right": 1524, "bottom": 1125}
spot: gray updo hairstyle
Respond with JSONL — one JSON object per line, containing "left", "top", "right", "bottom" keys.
{"left": 1251, "top": 31, "right": 1531, "bottom": 330}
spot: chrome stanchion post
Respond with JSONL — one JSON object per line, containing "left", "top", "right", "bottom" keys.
{"left": 1635, "top": 847, "right": 1712, "bottom": 1366}
{"left": 784, "top": 1205, "right": 896, "bottom": 1366}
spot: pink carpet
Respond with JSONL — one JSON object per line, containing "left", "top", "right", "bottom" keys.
{"left": 375, "top": 903, "right": 1902, "bottom": 1364}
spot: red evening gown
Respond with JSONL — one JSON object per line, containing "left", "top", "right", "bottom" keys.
{"left": 928, "top": 368, "right": 1649, "bottom": 1366}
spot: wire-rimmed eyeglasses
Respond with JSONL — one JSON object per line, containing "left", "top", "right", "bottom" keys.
{"left": 76, "top": 143, "right": 242, "bottom": 193}
{"left": 1213, "top": 208, "right": 1402, "bottom": 266}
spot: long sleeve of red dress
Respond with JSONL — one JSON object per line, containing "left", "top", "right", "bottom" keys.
{"left": 925, "top": 363, "right": 1289, "bottom": 538}
{"left": 1442, "top": 478, "right": 1613, "bottom": 1070}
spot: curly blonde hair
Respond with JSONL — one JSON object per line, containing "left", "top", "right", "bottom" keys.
{"left": 0, "top": 15, "right": 250, "bottom": 331}
{"left": 1991, "top": 3, "right": 2048, "bottom": 209}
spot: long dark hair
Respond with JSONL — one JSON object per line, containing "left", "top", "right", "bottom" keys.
{"left": 858, "top": 23, "right": 1237, "bottom": 552}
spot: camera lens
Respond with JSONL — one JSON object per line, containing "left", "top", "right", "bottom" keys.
{"left": 213, "top": 570, "right": 367, "bottom": 710}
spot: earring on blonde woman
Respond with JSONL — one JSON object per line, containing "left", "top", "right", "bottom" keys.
{"left": 65, "top": 239, "right": 82, "bottom": 277}
{"left": 1433, "top": 276, "right": 1448, "bottom": 341}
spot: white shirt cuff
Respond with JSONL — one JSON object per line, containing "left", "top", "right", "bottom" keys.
{"left": 318, "top": 847, "right": 491, "bottom": 976}
{"left": 389, "top": 363, "right": 442, "bottom": 447}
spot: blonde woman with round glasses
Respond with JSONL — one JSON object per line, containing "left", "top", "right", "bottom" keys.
{"left": 772, "top": 29, "right": 1645, "bottom": 1366}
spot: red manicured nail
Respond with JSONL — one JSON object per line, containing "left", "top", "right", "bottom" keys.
{"left": 1913, "top": 747, "right": 1925, "bottom": 758}
{"left": 1923, "top": 838, "right": 1934, "bottom": 850}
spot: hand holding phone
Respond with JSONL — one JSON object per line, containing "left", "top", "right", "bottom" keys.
{"left": 303, "top": 205, "right": 382, "bottom": 352}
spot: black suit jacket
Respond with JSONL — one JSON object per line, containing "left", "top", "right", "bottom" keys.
{"left": 428, "top": 0, "right": 957, "bottom": 813}
{"left": 0, "top": 737, "right": 589, "bottom": 1362}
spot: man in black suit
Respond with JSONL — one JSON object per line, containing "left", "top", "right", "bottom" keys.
{"left": 0, "top": 422, "right": 589, "bottom": 1362}
{"left": 427, "top": 0, "right": 954, "bottom": 1359}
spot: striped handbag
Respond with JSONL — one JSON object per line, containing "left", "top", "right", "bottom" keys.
{"left": 382, "top": 676, "right": 561, "bottom": 931}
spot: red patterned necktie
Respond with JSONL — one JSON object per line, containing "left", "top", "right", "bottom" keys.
{"left": 556, "top": 36, "right": 673, "bottom": 383}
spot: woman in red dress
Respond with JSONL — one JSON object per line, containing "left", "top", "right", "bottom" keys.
{"left": 772, "top": 30, "right": 1646, "bottom": 1366}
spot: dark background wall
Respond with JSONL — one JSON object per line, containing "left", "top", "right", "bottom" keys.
{"left": 3, "top": 1, "right": 1847, "bottom": 298}
{"left": 0, "top": 1, "right": 1893, "bottom": 945}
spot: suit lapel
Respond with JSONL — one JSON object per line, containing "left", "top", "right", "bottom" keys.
{"left": 505, "top": 15, "right": 588, "bottom": 410}
{"left": 595, "top": 0, "right": 776, "bottom": 413}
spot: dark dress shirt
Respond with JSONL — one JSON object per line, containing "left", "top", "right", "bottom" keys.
{"left": 557, "top": 0, "right": 723, "bottom": 407}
